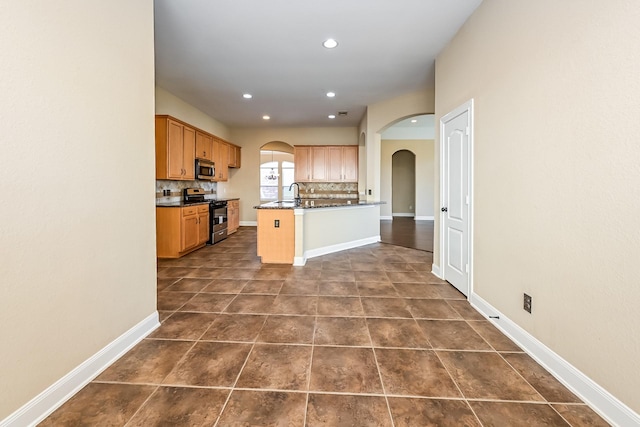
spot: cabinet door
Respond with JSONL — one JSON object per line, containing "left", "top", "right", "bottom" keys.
{"left": 219, "top": 142, "right": 229, "bottom": 180}
{"left": 294, "top": 147, "right": 311, "bottom": 181}
{"left": 327, "top": 146, "right": 343, "bottom": 181}
{"left": 228, "top": 145, "right": 237, "bottom": 167}
{"left": 342, "top": 146, "right": 359, "bottom": 182}
{"left": 310, "top": 146, "right": 327, "bottom": 181}
{"left": 167, "top": 119, "right": 184, "bottom": 179}
{"left": 182, "top": 126, "right": 196, "bottom": 180}
{"left": 197, "top": 211, "right": 209, "bottom": 245}
{"left": 181, "top": 214, "right": 199, "bottom": 251}
{"left": 196, "top": 132, "right": 213, "bottom": 161}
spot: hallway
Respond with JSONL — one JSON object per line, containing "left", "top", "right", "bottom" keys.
{"left": 380, "top": 217, "right": 434, "bottom": 252}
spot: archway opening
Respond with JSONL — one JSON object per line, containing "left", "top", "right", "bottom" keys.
{"left": 260, "top": 141, "right": 294, "bottom": 202}
{"left": 392, "top": 150, "right": 416, "bottom": 217}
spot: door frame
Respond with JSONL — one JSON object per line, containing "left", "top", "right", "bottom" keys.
{"left": 438, "top": 99, "right": 474, "bottom": 298}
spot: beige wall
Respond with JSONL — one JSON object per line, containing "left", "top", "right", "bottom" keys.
{"left": 229, "top": 127, "right": 358, "bottom": 223}
{"left": 0, "top": 0, "right": 156, "bottom": 419}
{"left": 155, "top": 86, "right": 231, "bottom": 140}
{"left": 360, "top": 90, "right": 435, "bottom": 201}
{"left": 381, "top": 140, "right": 435, "bottom": 219}
{"left": 435, "top": 0, "right": 640, "bottom": 412}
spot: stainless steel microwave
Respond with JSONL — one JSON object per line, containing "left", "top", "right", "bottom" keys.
{"left": 195, "top": 159, "right": 215, "bottom": 180}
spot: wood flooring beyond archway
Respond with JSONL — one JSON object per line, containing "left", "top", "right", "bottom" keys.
{"left": 380, "top": 217, "right": 434, "bottom": 252}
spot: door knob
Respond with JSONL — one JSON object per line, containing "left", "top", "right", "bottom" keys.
{"left": 441, "top": 207, "right": 448, "bottom": 212}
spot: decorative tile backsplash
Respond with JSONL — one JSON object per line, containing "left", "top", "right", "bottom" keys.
{"left": 298, "top": 182, "right": 359, "bottom": 200}
{"left": 156, "top": 180, "right": 217, "bottom": 203}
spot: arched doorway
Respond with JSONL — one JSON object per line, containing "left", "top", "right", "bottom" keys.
{"left": 392, "top": 149, "right": 416, "bottom": 218}
{"left": 260, "top": 141, "right": 294, "bottom": 202}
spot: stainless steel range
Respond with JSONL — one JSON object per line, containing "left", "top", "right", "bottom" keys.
{"left": 209, "top": 200, "right": 228, "bottom": 244}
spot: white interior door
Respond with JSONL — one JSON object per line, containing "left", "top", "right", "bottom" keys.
{"left": 441, "top": 102, "right": 472, "bottom": 296}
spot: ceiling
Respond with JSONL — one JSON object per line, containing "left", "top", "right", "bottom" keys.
{"left": 154, "top": 0, "right": 482, "bottom": 128}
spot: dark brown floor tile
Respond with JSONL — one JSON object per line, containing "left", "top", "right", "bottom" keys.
{"left": 127, "top": 386, "right": 229, "bottom": 426}
{"left": 179, "top": 293, "right": 235, "bottom": 312}
{"left": 317, "top": 281, "right": 359, "bottom": 296}
{"left": 433, "top": 282, "right": 466, "bottom": 299}
{"left": 309, "top": 346, "right": 383, "bottom": 393}
{"left": 470, "top": 401, "right": 570, "bottom": 426}
{"left": 322, "top": 260, "right": 352, "bottom": 270}
{"left": 184, "top": 267, "right": 224, "bottom": 278}
{"left": 253, "top": 268, "right": 291, "bottom": 280}
{"left": 165, "top": 277, "right": 212, "bottom": 292}
{"left": 212, "top": 268, "right": 259, "bottom": 279}
{"left": 417, "top": 320, "right": 491, "bottom": 350}
{"left": 236, "top": 344, "right": 312, "bottom": 390}
{"left": 270, "top": 295, "right": 317, "bottom": 315}
{"left": 392, "top": 282, "right": 441, "bottom": 298}
{"left": 149, "top": 312, "right": 217, "bottom": 340}
{"left": 307, "top": 394, "right": 393, "bottom": 427}
{"left": 385, "top": 271, "right": 425, "bottom": 283}
{"left": 258, "top": 315, "right": 316, "bottom": 344}
{"left": 163, "top": 342, "right": 251, "bottom": 387}
{"left": 202, "top": 278, "right": 248, "bottom": 293}
{"left": 375, "top": 349, "right": 461, "bottom": 397}
{"left": 407, "top": 299, "right": 462, "bottom": 319}
{"left": 157, "top": 267, "right": 192, "bottom": 278}
{"left": 467, "top": 320, "right": 522, "bottom": 352}
{"left": 201, "top": 313, "right": 266, "bottom": 342}
{"left": 388, "top": 397, "right": 480, "bottom": 427}
{"left": 39, "top": 383, "right": 155, "bottom": 426}
{"left": 320, "top": 269, "right": 356, "bottom": 281}
{"left": 503, "top": 353, "right": 582, "bottom": 403}
{"left": 315, "top": 317, "right": 370, "bottom": 346}
{"left": 354, "top": 270, "right": 389, "bottom": 282}
{"left": 158, "top": 310, "right": 173, "bottom": 322}
{"left": 96, "top": 339, "right": 192, "bottom": 384}
{"left": 379, "top": 255, "right": 407, "bottom": 263}
{"left": 288, "top": 268, "right": 322, "bottom": 279}
{"left": 224, "top": 294, "right": 276, "bottom": 313}
{"left": 280, "top": 280, "right": 319, "bottom": 295}
{"left": 361, "top": 297, "right": 412, "bottom": 318}
{"left": 217, "top": 390, "right": 306, "bottom": 426}
{"left": 367, "top": 318, "right": 431, "bottom": 348}
{"left": 552, "top": 404, "right": 611, "bottom": 426}
{"left": 357, "top": 281, "right": 400, "bottom": 297}
{"left": 157, "top": 277, "right": 179, "bottom": 291}
{"left": 317, "top": 296, "right": 364, "bottom": 316}
{"left": 350, "top": 261, "right": 385, "bottom": 271}
{"left": 241, "top": 279, "right": 284, "bottom": 294}
{"left": 446, "top": 300, "right": 485, "bottom": 320}
{"left": 157, "top": 292, "right": 196, "bottom": 311}
{"left": 437, "top": 351, "right": 544, "bottom": 401}
{"left": 407, "top": 262, "right": 432, "bottom": 272}
{"left": 383, "top": 262, "right": 416, "bottom": 272}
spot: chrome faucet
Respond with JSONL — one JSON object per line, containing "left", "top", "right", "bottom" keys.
{"left": 289, "top": 182, "right": 301, "bottom": 205}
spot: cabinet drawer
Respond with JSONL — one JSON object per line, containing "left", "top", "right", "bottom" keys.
{"left": 182, "top": 206, "right": 198, "bottom": 216}
{"left": 197, "top": 204, "right": 209, "bottom": 213}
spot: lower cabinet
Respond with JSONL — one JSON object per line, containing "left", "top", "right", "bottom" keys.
{"left": 257, "top": 209, "right": 294, "bottom": 264}
{"left": 157, "top": 204, "right": 209, "bottom": 258}
{"left": 228, "top": 199, "right": 240, "bottom": 234}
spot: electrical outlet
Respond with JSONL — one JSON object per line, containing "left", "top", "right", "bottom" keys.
{"left": 523, "top": 293, "right": 532, "bottom": 313}
{"left": 274, "top": 219, "right": 280, "bottom": 228}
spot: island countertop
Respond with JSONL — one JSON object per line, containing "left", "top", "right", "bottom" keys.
{"left": 254, "top": 199, "right": 384, "bottom": 209}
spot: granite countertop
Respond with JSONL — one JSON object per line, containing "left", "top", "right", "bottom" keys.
{"left": 254, "top": 199, "right": 385, "bottom": 210}
{"left": 156, "top": 197, "right": 239, "bottom": 208}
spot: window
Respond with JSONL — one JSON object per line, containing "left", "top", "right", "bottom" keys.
{"left": 260, "top": 151, "right": 294, "bottom": 201}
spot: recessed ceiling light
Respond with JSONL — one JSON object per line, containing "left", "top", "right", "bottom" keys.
{"left": 323, "top": 38, "right": 338, "bottom": 49}
{"left": 328, "top": 115, "right": 336, "bottom": 119}
{"left": 243, "top": 93, "right": 252, "bottom": 99}
{"left": 326, "top": 92, "right": 336, "bottom": 98}
{"left": 262, "top": 115, "right": 270, "bottom": 120}
{"left": 411, "top": 119, "right": 417, "bottom": 123}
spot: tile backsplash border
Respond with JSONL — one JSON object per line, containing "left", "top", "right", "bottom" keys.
{"left": 156, "top": 180, "right": 217, "bottom": 203}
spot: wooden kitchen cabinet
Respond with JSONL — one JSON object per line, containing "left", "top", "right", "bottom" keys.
{"left": 156, "top": 204, "right": 209, "bottom": 258}
{"left": 228, "top": 199, "right": 240, "bottom": 234}
{"left": 294, "top": 145, "right": 357, "bottom": 182}
{"left": 257, "top": 209, "right": 294, "bottom": 263}
{"left": 228, "top": 144, "right": 241, "bottom": 168}
{"left": 195, "top": 131, "right": 213, "bottom": 161}
{"left": 155, "top": 116, "right": 195, "bottom": 180}
{"left": 213, "top": 138, "right": 229, "bottom": 181}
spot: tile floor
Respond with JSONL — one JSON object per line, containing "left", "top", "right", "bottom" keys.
{"left": 42, "top": 227, "right": 609, "bottom": 426}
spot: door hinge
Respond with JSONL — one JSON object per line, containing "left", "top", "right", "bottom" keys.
{"left": 465, "top": 264, "right": 469, "bottom": 273}
{"left": 465, "top": 195, "right": 470, "bottom": 205}
{"left": 465, "top": 126, "right": 470, "bottom": 135}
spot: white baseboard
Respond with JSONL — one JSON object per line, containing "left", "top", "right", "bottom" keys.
{"left": 239, "top": 221, "right": 257, "bottom": 227}
{"left": 304, "top": 236, "right": 380, "bottom": 261}
{"left": 392, "top": 213, "right": 415, "bottom": 217}
{"left": 469, "top": 294, "right": 639, "bottom": 427}
{"left": 414, "top": 216, "right": 434, "bottom": 221}
{"left": 293, "top": 256, "right": 306, "bottom": 266}
{"left": 1, "top": 312, "right": 160, "bottom": 427}
{"left": 431, "top": 263, "right": 442, "bottom": 278}
{"left": 380, "top": 216, "right": 393, "bottom": 221}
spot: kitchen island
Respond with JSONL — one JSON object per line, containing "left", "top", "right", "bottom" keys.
{"left": 254, "top": 200, "right": 383, "bottom": 265}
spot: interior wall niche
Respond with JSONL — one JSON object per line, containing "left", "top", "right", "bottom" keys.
{"left": 392, "top": 149, "right": 416, "bottom": 216}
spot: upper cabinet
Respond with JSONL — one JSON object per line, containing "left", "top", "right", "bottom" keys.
{"left": 156, "top": 116, "right": 195, "bottom": 180}
{"left": 195, "top": 131, "right": 213, "bottom": 161}
{"left": 155, "top": 115, "right": 241, "bottom": 182}
{"left": 294, "top": 145, "right": 358, "bottom": 183}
